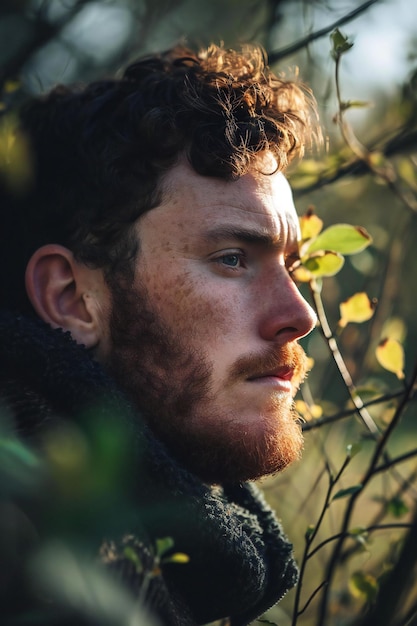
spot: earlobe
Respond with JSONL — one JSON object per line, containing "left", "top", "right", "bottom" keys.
{"left": 25, "top": 245, "right": 106, "bottom": 348}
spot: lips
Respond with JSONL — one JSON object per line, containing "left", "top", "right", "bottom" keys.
{"left": 247, "top": 365, "right": 294, "bottom": 382}
{"left": 230, "top": 343, "right": 307, "bottom": 388}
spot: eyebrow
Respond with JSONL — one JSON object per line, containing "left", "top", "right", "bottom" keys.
{"left": 202, "top": 225, "right": 284, "bottom": 249}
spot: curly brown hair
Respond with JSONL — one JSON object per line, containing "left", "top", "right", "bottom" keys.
{"left": 1, "top": 44, "right": 321, "bottom": 312}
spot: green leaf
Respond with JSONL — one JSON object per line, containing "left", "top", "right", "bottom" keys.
{"left": 333, "top": 484, "right": 363, "bottom": 500}
{"left": 349, "top": 571, "right": 378, "bottom": 602}
{"left": 349, "top": 526, "right": 368, "bottom": 537}
{"left": 303, "top": 251, "right": 345, "bottom": 277}
{"left": 349, "top": 526, "right": 369, "bottom": 549}
{"left": 387, "top": 496, "right": 409, "bottom": 518}
{"left": 155, "top": 537, "right": 174, "bottom": 558}
{"left": 346, "top": 443, "right": 362, "bottom": 460}
{"left": 305, "top": 525, "right": 315, "bottom": 540}
{"left": 342, "top": 100, "right": 372, "bottom": 110}
{"left": 351, "top": 533, "right": 369, "bottom": 551}
{"left": 123, "top": 546, "right": 144, "bottom": 574}
{"left": 306, "top": 224, "right": 372, "bottom": 256}
{"left": 331, "top": 29, "right": 354, "bottom": 58}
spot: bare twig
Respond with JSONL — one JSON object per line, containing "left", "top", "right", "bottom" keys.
{"left": 316, "top": 356, "right": 417, "bottom": 624}
{"left": 357, "top": 507, "right": 417, "bottom": 626}
{"left": 302, "top": 389, "right": 411, "bottom": 432}
{"left": 340, "top": 466, "right": 417, "bottom": 563}
{"left": 294, "top": 127, "right": 417, "bottom": 198}
{"left": 308, "top": 523, "right": 412, "bottom": 560}
{"left": 268, "top": 0, "right": 380, "bottom": 63}
{"left": 292, "top": 451, "right": 353, "bottom": 625}
{"left": 333, "top": 39, "right": 417, "bottom": 215}
{"left": 297, "top": 580, "right": 327, "bottom": 617}
{"left": 311, "top": 287, "right": 380, "bottom": 436}
{"left": 372, "top": 449, "right": 417, "bottom": 476}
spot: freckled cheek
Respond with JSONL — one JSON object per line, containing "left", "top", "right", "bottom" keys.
{"left": 149, "top": 272, "right": 240, "bottom": 338}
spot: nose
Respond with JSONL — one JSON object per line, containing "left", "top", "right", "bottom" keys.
{"left": 258, "top": 272, "right": 317, "bottom": 344}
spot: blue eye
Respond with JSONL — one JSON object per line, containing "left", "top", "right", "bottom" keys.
{"left": 221, "top": 254, "right": 241, "bottom": 267}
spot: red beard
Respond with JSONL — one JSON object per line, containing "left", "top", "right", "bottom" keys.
{"left": 106, "top": 278, "right": 307, "bottom": 484}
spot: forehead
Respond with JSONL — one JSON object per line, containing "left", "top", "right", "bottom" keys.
{"left": 142, "top": 160, "right": 300, "bottom": 245}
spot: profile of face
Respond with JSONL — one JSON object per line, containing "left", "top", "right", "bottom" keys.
{"left": 104, "top": 154, "right": 317, "bottom": 484}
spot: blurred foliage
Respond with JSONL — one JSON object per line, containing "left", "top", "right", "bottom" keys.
{"left": 0, "top": 410, "right": 160, "bottom": 625}
{"left": 1, "top": 1, "right": 417, "bottom": 625}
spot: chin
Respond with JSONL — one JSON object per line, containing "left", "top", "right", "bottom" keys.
{"left": 172, "top": 414, "right": 304, "bottom": 485}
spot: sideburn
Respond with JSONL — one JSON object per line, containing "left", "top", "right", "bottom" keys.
{"left": 105, "top": 274, "right": 212, "bottom": 438}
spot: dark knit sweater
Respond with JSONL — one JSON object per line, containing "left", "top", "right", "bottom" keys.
{"left": 0, "top": 311, "right": 298, "bottom": 625}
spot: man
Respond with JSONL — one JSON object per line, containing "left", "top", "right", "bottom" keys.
{"left": 0, "top": 44, "right": 320, "bottom": 625}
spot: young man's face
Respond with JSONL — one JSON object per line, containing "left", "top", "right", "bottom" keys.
{"left": 105, "top": 157, "right": 317, "bottom": 484}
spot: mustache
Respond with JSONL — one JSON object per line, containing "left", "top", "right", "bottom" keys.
{"left": 229, "top": 342, "right": 308, "bottom": 385}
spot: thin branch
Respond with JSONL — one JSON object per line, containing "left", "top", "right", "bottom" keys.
{"left": 317, "top": 357, "right": 417, "bottom": 624}
{"left": 372, "top": 449, "right": 417, "bottom": 476}
{"left": 291, "top": 468, "right": 334, "bottom": 625}
{"left": 363, "top": 361, "right": 417, "bottom": 484}
{"left": 292, "top": 452, "right": 352, "bottom": 625}
{"left": 302, "top": 388, "right": 412, "bottom": 432}
{"left": 340, "top": 465, "right": 417, "bottom": 563}
{"left": 332, "top": 36, "right": 417, "bottom": 215}
{"left": 311, "top": 287, "right": 380, "bottom": 436}
{"left": 291, "top": 533, "right": 312, "bottom": 625}
{"left": 294, "top": 127, "right": 417, "bottom": 199}
{"left": 298, "top": 580, "right": 327, "bottom": 617}
{"left": 268, "top": 0, "right": 380, "bottom": 63}
{"left": 357, "top": 508, "right": 417, "bottom": 626}
{"left": 308, "top": 523, "right": 412, "bottom": 560}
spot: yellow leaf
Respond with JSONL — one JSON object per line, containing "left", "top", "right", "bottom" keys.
{"left": 381, "top": 317, "right": 407, "bottom": 343}
{"left": 0, "top": 116, "right": 33, "bottom": 192}
{"left": 306, "top": 357, "right": 315, "bottom": 372}
{"left": 303, "top": 250, "right": 344, "bottom": 277}
{"left": 4, "top": 80, "right": 20, "bottom": 94}
{"left": 299, "top": 209, "right": 323, "bottom": 241}
{"left": 295, "top": 400, "right": 323, "bottom": 421}
{"left": 368, "top": 150, "right": 387, "bottom": 169}
{"left": 163, "top": 552, "right": 190, "bottom": 564}
{"left": 339, "top": 292, "right": 376, "bottom": 328}
{"left": 376, "top": 338, "right": 405, "bottom": 380}
{"left": 310, "top": 404, "right": 323, "bottom": 419}
{"left": 349, "top": 571, "right": 378, "bottom": 601}
{"left": 291, "top": 265, "right": 313, "bottom": 283}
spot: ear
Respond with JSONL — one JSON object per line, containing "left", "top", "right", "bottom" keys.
{"left": 25, "top": 244, "right": 109, "bottom": 349}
